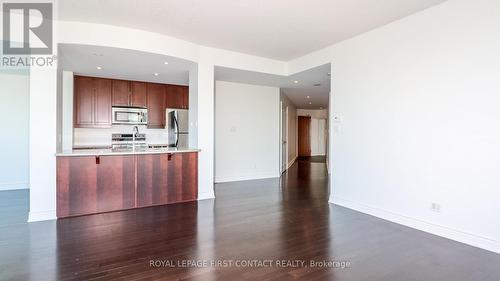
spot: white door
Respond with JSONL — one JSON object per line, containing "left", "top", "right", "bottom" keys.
{"left": 317, "top": 119, "right": 326, "bottom": 155}
{"left": 310, "top": 118, "right": 327, "bottom": 156}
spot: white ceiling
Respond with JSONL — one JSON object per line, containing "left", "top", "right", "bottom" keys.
{"left": 58, "top": 0, "right": 447, "bottom": 60}
{"left": 216, "top": 64, "right": 330, "bottom": 109}
{"left": 59, "top": 44, "right": 194, "bottom": 85}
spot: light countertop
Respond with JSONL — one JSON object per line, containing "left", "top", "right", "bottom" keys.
{"left": 56, "top": 147, "right": 200, "bottom": 157}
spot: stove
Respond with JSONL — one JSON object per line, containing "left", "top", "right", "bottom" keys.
{"left": 111, "top": 133, "right": 147, "bottom": 151}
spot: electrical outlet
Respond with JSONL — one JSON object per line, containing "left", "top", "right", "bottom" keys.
{"left": 431, "top": 202, "right": 441, "bottom": 213}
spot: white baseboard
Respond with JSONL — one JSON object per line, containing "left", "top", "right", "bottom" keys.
{"left": 330, "top": 197, "right": 500, "bottom": 254}
{"left": 0, "top": 182, "right": 29, "bottom": 191}
{"left": 198, "top": 191, "right": 215, "bottom": 200}
{"left": 215, "top": 173, "right": 279, "bottom": 183}
{"left": 28, "top": 210, "right": 56, "bottom": 222}
{"left": 287, "top": 156, "right": 298, "bottom": 169}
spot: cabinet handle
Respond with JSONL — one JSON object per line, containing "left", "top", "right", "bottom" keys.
{"left": 96, "top": 156, "right": 100, "bottom": 165}
{"left": 167, "top": 154, "right": 173, "bottom": 161}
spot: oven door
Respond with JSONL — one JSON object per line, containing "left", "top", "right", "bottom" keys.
{"left": 112, "top": 108, "right": 148, "bottom": 125}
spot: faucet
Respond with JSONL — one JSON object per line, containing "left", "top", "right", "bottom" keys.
{"left": 132, "top": 126, "right": 139, "bottom": 151}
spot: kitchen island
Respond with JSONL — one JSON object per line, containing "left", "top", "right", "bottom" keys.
{"left": 56, "top": 148, "right": 199, "bottom": 218}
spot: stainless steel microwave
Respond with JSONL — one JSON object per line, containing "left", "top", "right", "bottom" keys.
{"left": 112, "top": 107, "right": 148, "bottom": 125}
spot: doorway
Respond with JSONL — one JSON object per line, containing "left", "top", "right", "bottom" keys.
{"left": 298, "top": 116, "right": 311, "bottom": 156}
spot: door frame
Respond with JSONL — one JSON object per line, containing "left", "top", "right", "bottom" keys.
{"left": 279, "top": 101, "right": 289, "bottom": 173}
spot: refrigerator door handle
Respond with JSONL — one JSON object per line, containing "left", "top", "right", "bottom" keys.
{"left": 173, "top": 115, "right": 180, "bottom": 147}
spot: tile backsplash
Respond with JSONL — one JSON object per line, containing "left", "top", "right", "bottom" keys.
{"left": 73, "top": 125, "right": 169, "bottom": 147}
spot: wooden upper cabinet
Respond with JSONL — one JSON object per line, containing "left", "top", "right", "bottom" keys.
{"left": 165, "top": 85, "right": 189, "bottom": 109}
{"left": 130, "top": 82, "right": 147, "bottom": 108}
{"left": 112, "top": 80, "right": 147, "bottom": 108}
{"left": 181, "top": 86, "right": 189, "bottom": 109}
{"left": 74, "top": 76, "right": 112, "bottom": 128}
{"left": 147, "top": 83, "right": 165, "bottom": 128}
{"left": 74, "top": 76, "right": 94, "bottom": 127}
{"left": 93, "top": 78, "right": 112, "bottom": 127}
{"left": 112, "top": 80, "right": 131, "bottom": 107}
{"left": 75, "top": 76, "right": 186, "bottom": 128}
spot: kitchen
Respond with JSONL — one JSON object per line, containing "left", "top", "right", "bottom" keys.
{"left": 56, "top": 45, "right": 199, "bottom": 218}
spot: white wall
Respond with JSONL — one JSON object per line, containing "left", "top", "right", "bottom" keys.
{"left": 330, "top": 0, "right": 500, "bottom": 253}
{"left": 281, "top": 94, "right": 297, "bottom": 166}
{"left": 215, "top": 81, "right": 280, "bottom": 182}
{"left": 0, "top": 72, "right": 30, "bottom": 190}
{"left": 29, "top": 67, "right": 58, "bottom": 222}
{"left": 61, "top": 71, "right": 74, "bottom": 150}
{"left": 188, "top": 65, "right": 199, "bottom": 148}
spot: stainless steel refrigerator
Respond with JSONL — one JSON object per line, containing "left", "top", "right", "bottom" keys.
{"left": 166, "top": 108, "right": 189, "bottom": 147}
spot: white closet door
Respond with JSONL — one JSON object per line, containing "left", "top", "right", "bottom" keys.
{"left": 310, "top": 118, "right": 326, "bottom": 156}
{"left": 310, "top": 118, "right": 319, "bottom": 155}
{"left": 317, "top": 119, "right": 326, "bottom": 155}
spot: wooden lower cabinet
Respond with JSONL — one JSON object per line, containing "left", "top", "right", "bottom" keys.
{"left": 57, "top": 155, "right": 136, "bottom": 217}
{"left": 137, "top": 153, "right": 198, "bottom": 207}
{"left": 56, "top": 152, "right": 198, "bottom": 218}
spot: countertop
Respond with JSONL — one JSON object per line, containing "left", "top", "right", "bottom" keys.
{"left": 55, "top": 147, "right": 200, "bottom": 157}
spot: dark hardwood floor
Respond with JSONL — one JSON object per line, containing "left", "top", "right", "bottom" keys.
{"left": 1, "top": 160, "right": 500, "bottom": 280}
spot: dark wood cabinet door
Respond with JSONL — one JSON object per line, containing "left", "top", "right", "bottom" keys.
{"left": 130, "top": 81, "right": 147, "bottom": 108}
{"left": 147, "top": 83, "right": 165, "bottom": 128}
{"left": 176, "top": 152, "right": 198, "bottom": 202}
{"left": 180, "top": 86, "right": 189, "bottom": 109}
{"left": 136, "top": 154, "right": 169, "bottom": 207}
{"left": 165, "top": 85, "right": 183, "bottom": 109}
{"left": 136, "top": 153, "right": 198, "bottom": 207}
{"left": 57, "top": 156, "right": 136, "bottom": 218}
{"left": 94, "top": 78, "right": 112, "bottom": 127}
{"left": 298, "top": 116, "right": 311, "bottom": 156}
{"left": 74, "top": 76, "right": 94, "bottom": 127}
{"left": 112, "top": 79, "right": 131, "bottom": 106}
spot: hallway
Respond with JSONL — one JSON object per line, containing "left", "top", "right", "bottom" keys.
{"left": 1, "top": 160, "right": 500, "bottom": 280}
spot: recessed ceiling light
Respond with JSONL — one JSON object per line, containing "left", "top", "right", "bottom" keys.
{"left": 293, "top": 80, "right": 299, "bottom": 84}
{"left": 306, "top": 96, "right": 310, "bottom": 99}
{"left": 164, "top": 61, "right": 169, "bottom": 65}
{"left": 153, "top": 73, "right": 159, "bottom": 76}
{"left": 96, "top": 66, "right": 102, "bottom": 70}
{"left": 309, "top": 102, "right": 312, "bottom": 105}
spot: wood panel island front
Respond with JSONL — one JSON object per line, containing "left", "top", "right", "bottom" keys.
{"left": 56, "top": 149, "right": 199, "bottom": 218}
